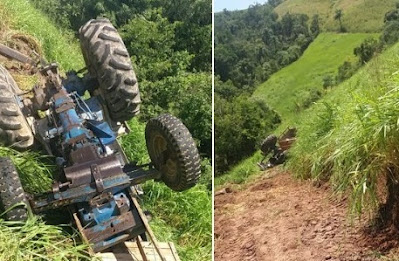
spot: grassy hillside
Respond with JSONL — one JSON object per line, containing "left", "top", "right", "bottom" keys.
{"left": 275, "top": 0, "right": 396, "bottom": 32}
{"left": 216, "top": 32, "right": 376, "bottom": 187}
{"left": 287, "top": 41, "right": 399, "bottom": 213}
{"left": 253, "top": 32, "right": 377, "bottom": 125}
{"left": 0, "top": 0, "right": 211, "bottom": 260}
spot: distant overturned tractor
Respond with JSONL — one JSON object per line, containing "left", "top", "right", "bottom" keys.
{"left": 0, "top": 18, "right": 201, "bottom": 256}
{"left": 258, "top": 127, "right": 297, "bottom": 170}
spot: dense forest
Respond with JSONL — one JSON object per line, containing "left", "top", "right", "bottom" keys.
{"left": 215, "top": 2, "right": 319, "bottom": 173}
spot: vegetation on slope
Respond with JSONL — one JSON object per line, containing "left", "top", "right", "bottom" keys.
{"left": 288, "top": 40, "right": 399, "bottom": 223}
{"left": 215, "top": 33, "right": 375, "bottom": 187}
{"left": 215, "top": 2, "right": 320, "bottom": 173}
{"left": 275, "top": 0, "right": 396, "bottom": 33}
{"left": 216, "top": 2, "right": 399, "bottom": 184}
{"left": 0, "top": 0, "right": 212, "bottom": 260}
{"left": 253, "top": 32, "right": 377, "bottom": 122}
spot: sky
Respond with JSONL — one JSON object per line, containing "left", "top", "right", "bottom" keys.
{"left": 214, "top": 0, "right": 268, "bottom": 12}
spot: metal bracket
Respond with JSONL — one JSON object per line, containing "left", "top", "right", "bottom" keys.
{"left": 91, "top": 164, "right": 104, "bottom": 192}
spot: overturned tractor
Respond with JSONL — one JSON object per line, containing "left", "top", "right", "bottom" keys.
{"left": 258, "top": 127, "right": 297, "bottom": 170}
{"left": 0, "top": 18, "right": 201, "bottom": 255}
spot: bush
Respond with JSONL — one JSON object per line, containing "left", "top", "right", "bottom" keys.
{"left": 354, "top": 38, "right": 381, "bottom": 64}
{"left": 323, "top": 75, "right": 334, "bottom": 88}
{"left": 215, "top": 94, "right": 281, "bottom": 173}
{"left": 336, "top": 61, "right": 359, "bottom": 83}
{"left": 382, "top": 20, "right": 399, "bottom": 45}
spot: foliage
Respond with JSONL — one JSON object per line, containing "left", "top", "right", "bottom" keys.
{"left": 215, "top": 5, "right": 315, "bottom": 92}
{"left": 310, "top": 14, "right": 320, "bottom": 37}
{"left": 382, "top": 4, "right": 399, "bottom": 45}
{"left": 30, "top": 0, "right": 211, "bottom": 72}
{"left": 354, "top": 37, "right": 381, "bottom": 64}
{"left": 215, "top": 3, "right": 316, "bottom": 173}
{"left": 323, "top": 74, "right": 334, "bottom": 88}
{"left": 215, "top": 92, "right": 280, "bottom": 173}
{"left": 334, "top": 9, "right": 345, "bottom": 32}
{"left": 336, "top": 61, "right": 359, "bottom": 83}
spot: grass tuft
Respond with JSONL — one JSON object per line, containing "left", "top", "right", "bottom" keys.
{"left": 0, "top": 215, "right": 90, "bottom": 261}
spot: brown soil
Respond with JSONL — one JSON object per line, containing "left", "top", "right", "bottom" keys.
{"left": 215, "top": 169, "right": 399, "bottom": 261}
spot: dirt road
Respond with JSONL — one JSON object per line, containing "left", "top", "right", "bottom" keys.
{"left": 215, "top": 169, "right": 399, "bottom": 261}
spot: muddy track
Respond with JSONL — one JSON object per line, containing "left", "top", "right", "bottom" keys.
{"left": 215, "top": 169, "right": 399, "bottom": 261}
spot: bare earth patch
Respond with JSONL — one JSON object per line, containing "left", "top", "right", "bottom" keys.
{"left": 215, "top": 170, "right": 399, "bottom": 261}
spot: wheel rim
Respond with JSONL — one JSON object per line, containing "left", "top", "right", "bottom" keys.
{"left": 151, "top": 133, "right": 178, "bottom": 180}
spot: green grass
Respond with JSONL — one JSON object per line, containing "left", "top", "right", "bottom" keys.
{"left": 0, "top": 217, "right": 90, "bottom": 261}
{"left": 275, "top": 0, "right": 396, "bottom": 33}
{"left": 253, "top": 32, "right": 377, "bottom": 127}
{"left": 215, "top": 152, "right": 263, "bottom": 188}
{"left": 0, "top": 0, "right": 84, "bottom": 71}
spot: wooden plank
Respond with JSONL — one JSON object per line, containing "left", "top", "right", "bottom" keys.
{"left": 128, "top": 188, "right": 166, "bottom": 261}
{"left": 0, "top": 43, "right": 35, "bottom": 65}
{"left": 97, "top": 240, "right": 180, "bottom": 261}
{"left": 73, "top": 212, "right": 95, "bottom": 256}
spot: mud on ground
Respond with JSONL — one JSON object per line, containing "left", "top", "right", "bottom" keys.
{"left": 215, "top": 169, "right": 399, "bottom": 261}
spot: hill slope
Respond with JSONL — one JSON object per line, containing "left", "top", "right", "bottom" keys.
{"left": 275, "top": 0, "right": 396, "bottom": 32}
{"left": 252, "top": 32, "right": 377, "bottom": 125}
{"left": 217, "top": 32, "right": 376, "bottom": 186}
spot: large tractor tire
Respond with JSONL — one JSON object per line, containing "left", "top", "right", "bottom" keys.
{"left": 0, "top": 157, "right": 29, "bottom": 221}
{"left": 0, "top": 66, "right": 34, "bottom": 150}
{"left": 260, "top": 134, "right": 277, "bottom": 155}
{"left": 79, "top": 18, "right": 140, "bottom": 122}
{"left": 145, "top": 114, "right": 201, "bottom": 192}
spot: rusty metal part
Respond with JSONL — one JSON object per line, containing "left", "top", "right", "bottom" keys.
{"left": 31, "top": 174, "right": 130, "bottom": 212}
{"left": 84, "top": 211, "right": 136, "bottom": 243}
{"left": 89, "top": 192, "right": 113, "bottom": 207}
{"left": 91, "top": 164, "right": 104, "bottom": 192}
{"left": 64, "top": 152, "right": 124, "bottom": 188}
{"left": 69, "top": 144, "right": 97, "bottom": 164}
{"left": 0, "top": 43, "right": 35, "bottom": 65}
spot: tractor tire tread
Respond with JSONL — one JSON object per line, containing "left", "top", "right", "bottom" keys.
{"left": 145, "top": 114, "right": 201, "bottom": 191}
{"left": 0, "top": 157, "right": 29, "bottom": 221}
{"left": 0, "top": 66, "right": 33, "bottom": 150}
{"left": 79, "top": 18, "right": 140, "bottom": 122}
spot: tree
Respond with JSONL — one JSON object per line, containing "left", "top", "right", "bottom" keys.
{"left": 334, "top": 9, "right": 344, "bottom": 32}
{"left": 310, "top": 14, "right": 320, "bottom": 37}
